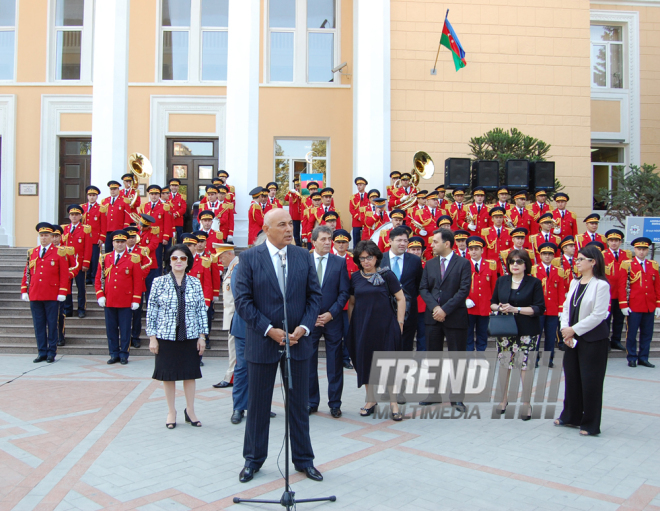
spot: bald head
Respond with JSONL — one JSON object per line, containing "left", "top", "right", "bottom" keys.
{"left": 263, "top": 209, "right": 293, "bottom": 249}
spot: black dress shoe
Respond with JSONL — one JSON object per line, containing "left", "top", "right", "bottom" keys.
{"left": 65, "top": 312, "right": 73, "bottom": 318}
{"left": 270, "top": 411, "right": 277, "bottom": 418}
{"left": 107, "top": 357, "right": 120, "bottom": 365}
{"left": 212, "top": 380, "right": 233, "bottom": 388}
{"left": 297, "top": 466, "right": 323, "bottom": 482}
{"left": 120, "top": 359, "right": 128, "bottom": 365}
{"left": 33, "top": 356, "right": 47, "bottom": 363}
{"left": 231, "top": 410, "right": 245, "bottom": 424}
{"left": 343, "top": 362, "right": 353, "bottom": 369}
{"left": 131, "top": 340, "right": 141, "bottom": 348}
{"left": 418, "top": 401, "right": 438, "bottom": 406}
{"left": 330, "top": 407, "right": 342, "bottom": 418}
{"left": 78, "top": 310, "right": 86, "bottom": 319}
{"left": 638, "top": 360, "right": 655, "bottom": 368}
{"left": 57, "top": 340, "right": 66, "bottom": 347}
{"left": 628, "top": 360, "right": 637, "bottom": 367}
{"left": 46, "top": 357, "right": 55, "bottom": 363}
{"left": 200, "top": 361, "right": 204, "bottom": 367}
{"left": 239, "top": 466, "right": 259, "bottom": 483}
{"left": 548, "top": 361, "right": 554, "bottom": 368}
{"left": 308, "top": 406, "right": 318, "bottom": 415}
{"left": 205, "top": 342, "right": 211, "bottom": 350}
{"left": 611, "top": 341, "right": 626, "bottom": 351}
{"left": 452, "top": 402, "right": 466, "bottom": 413}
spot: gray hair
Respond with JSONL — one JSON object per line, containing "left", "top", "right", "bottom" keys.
{"left": 312, "top": 224, "right": 333, "bottom": 242}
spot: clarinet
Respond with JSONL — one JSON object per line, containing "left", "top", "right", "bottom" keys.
{"left": 100, "top": 246, "right": 106, "bottom": 292}
{"left": 25, "top": 250, "right": 31, "bottom": 293}
{"left": 499, "top": 253, "right": 509, "bottom": 275}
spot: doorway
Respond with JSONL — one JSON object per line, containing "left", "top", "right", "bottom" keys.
{"left": 59, "top": 138, "right": 92, "bottom": 225}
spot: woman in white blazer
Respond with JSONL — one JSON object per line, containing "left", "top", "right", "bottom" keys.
{"left": 555, "top": 245, "right": 611, "bottom": 436}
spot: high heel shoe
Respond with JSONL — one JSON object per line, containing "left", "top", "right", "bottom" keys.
{"left": 499, "top": 402, "right": 508, "bottom": 415}
{"left": 359, "top": 404, "right": 377, "bottom": 417}
{"left": 184, "top": 408, "right": 202, "bottom": 427}
{"left": 521, "top": 406, "right": 532, "bottom": 421}
{"left": 166, "top": 413, "right": 176, "bottom": 429}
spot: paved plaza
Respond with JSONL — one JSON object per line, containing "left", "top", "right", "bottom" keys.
{"left": 0, "top": 354, "right": 659, "bottom": 510}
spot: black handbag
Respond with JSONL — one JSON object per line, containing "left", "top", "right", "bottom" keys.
{"left": 487, "top": 313, "right": 518, "bottom": 337}
{"left": 384, "top": 273, "right": 410, "bottom": 322}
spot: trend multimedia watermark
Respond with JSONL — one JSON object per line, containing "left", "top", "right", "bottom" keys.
{"left": 366, "top": 351, "right": 563, "bottom": 419}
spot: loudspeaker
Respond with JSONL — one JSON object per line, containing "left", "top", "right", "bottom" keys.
{"left": 531, "top": 161, "right": 555, "bottom": 191}
{"left": 504, "top": 160, "right": 530, "bottom": 190}
{"left": 471, "top": 160, "right": 499, "bottom": 191}
{"left": 444, "top": 158, "right": 471, "bottom": 189}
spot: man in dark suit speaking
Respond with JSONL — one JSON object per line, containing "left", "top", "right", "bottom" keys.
{"left": 234, "top": 209, "right": 323, "bottom": 483}
{"left": 419, "top": 228, "right": 472, "bottom": 409}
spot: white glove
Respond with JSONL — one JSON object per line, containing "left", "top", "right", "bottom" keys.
{"left": 226, "top": 235, "right": 233, "bottom": 242}
{"left": 655, "top": 307, "right": 660, "bottom": 318}
{"left": 420, "top": 229, "right": 427, "bottom": 236}
{"left": 213, "top": 296, "right": 220, "bottom": 303}
{"left": 621, "top": 307, "right": 630, "bottom": 316}
{"left": 468, "top": 224, "right": 476, "bottom": 232}
{"left": 206, "top": 305, "right": 210, "bottom": 311}
{"left": 466, "top": 299, "right": 476, "bottom": 309}
{"left": 22, "top": 293, "right": 29, "bottom": 302}
{"left": 131, "top": 302, "right": 139, "bottom": 311}
{"left": 553, "top": 227, "right": 561, "bottom": 235}
{"left": 57, "top": 295, "right": 66, "bottom": 302}
{"left": 98, "top": 297, "right": 106, "bottom": 307}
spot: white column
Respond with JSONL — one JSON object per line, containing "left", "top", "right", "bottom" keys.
{"left": 226, "top": 0, "right": 260, "bottom": 246}
{"left": 91, "top": 0, "right": 130, "bottom": 187}
{"left": 353, "top": 0, "right": 390, "bottom": 195}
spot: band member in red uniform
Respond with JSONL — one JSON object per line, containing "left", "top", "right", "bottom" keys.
{"left": 160, "top": 186, "right": 175, "bottom": 245}
{"left": 51, "top": 225, "right": 78, "bottom": 348}
{"left": 603, "top": 229, "right": 630, "bottom": 351}
{"left": 500, "top": 228, "right": 535, "bottom": 275}
{"left": 349, "top": 177, "right": 370, "bottom": 245}
{"left": 409, "top": 190, "right": 427, "bottom": 236}
{"left": 551, "top": 192, "right": 577, "bottom": 240}
{"left": 167, "top": 178, "right": 187, "bottom": 243}
{"left": 247, "top": 187, "right": 265, "bottom": 245}
{"left": 317, "top": 187, "right": 341, "bottom": 228}
{"left": 435, "top": 185, "right": 450, "bottom": 213}
{"left": 530, "top": 212, "right": 560, "bottom": 263}
{"left": 576, "top": 213, "right": 606, "bottom": 249}
{"left": 619, "top": 237, "right": 660, "bottom": 368}
{"left": 125, "top": 225, "right": 150, "bottom": 349}
{"left": 390, "top": 172, "right": 417, "bottom": 209}
{"left": 198, "top": 231, "right": 222, "bottom": 353}
{"left": 555, "top": 235, "right": 578, "bottom": 289}
{"left": 62, "top": 204, "right": 93, "bottom": 318}
{"left": 448, "top": 188, "right": 468, "bottom": 231}
{"left": 387, "top": 171, "right": 401, "bottom": 210}
{"left": 142, "top": 184, "right": 172, "bottom": 272}
{"left": 424, "top": 215, "right": 452, "bottom": 260}
{"left": 182, "top": 234, "right": 213, "bottom": 307}
{"left": 302, "top": 181, "right": 320, "bottom": 214}
{"left": 465, "top": 236, "right": 497, "bottom": 352}
{"left": 481, "top": 207, "right": 512, "bottom": 269}
{"left": 120, "top": 173, "right": 141, "bottom": 215}
{"left": 377, "top": 209, "right": 405, "bottom": 252}
{"left": 21, "top": 223, "right": 70, "bottom": 363}
{"left": 83, "top": 185, "right": 105, "bottom": 285}
{"left": 363, "top": 197, "right": 390, "bottom": 242}
{"left": 453, "top": 230, "right": 469, "bottom": 257}
{"left": 406, "top": 236, "right": 427, "bottom": 351}
{"left": 211, "top": 184, "right": 234, "bottom": 242}
{"left": 526, "top": 190, "right": 553, "bottom": 235}
{"left": 302, "top": 191, "right": 323, "bottom": 247}
{"left": 217, "top": 170, "right": 236, "bottom": 207}
{"left": 425, "top": 190, "right": 444, "bottom": 226}
{"left": 263, "top": 182, "right": 283, "bottom": 213}
{"left": 95, "top": 230, "right": 142, "bottom": 365}
{"left": 533, "top": 242, "right": 566, "bottom": 367}
{"left": 509, "top": 190, "right": 533, "bottom": 235}
{"left": 131, "top": 213, "right": 159, "bottom": 306}
{"left": 466, "top": 187, "right": 490, "bottom": 234}
{"left": 101, "top": 180, "right": 131, "bottom": 253}
{"left": 410, "top": 191, "right": 433, "bottom": 242}
{"left": 495, "top": 187, "right": 512, "bottom": 212}
{"left": 332, "top": 229, "right": 358, "bottom": 368}
{"left": 285, "top": 176, "right": 304, "bottom": 246}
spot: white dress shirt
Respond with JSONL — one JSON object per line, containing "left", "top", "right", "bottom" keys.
{"left": 390, "top": 252, "right": 405, "bottom": 275}
{"left": 313, "top": 250, "right": 328, "bottom": 284}
{"left": 440, "top": 250, "right": 454, "bottom": 266}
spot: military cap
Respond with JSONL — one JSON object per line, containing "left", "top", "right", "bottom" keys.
{"left": 560, "top": 236, "right": 575, "bottom": 249}
{"left": 307, "top": 181, "right": 319, "bottom": 190}
{"left": 121, "top": 173, "right": 133, "bottom": 182}
{"left": 390, "top": 171, "right": 401, "bottom": 178}
{"left": 435, "top": 184, "right": 446, "bottom": 192}
{"left": 161, "top": 186, "right": 170, "bottom": 193}
{"left": 217, "top": 170, "right": 229, "bottom": 178}
{"left": 112, "top": 230, "right": 129, "bottom": 241}
{"left": 355, "top": 177, "right": 368, "bottom": 185}
{"left": 322, "top": 211, "right": 339, "bottom": 222}
{"left": 425, "top": 190, "right": 439, "bottom": 200}
{"left": 310, "top": 191, "right": 322, "bottom": 200}
{"left": 632, "top": 237, "right": 652, "bottom": 248}
{"left": 51, "top": 224, "right": 64, "bottom": 236}
{"left": 584, "top": 213, "right": 601, "bottom": 223}
{"left": 554, "top": 192, "right": 569, "bottom": 201}
{"left": 538, "top": 212, "right": 554, "bottom": 223}
{"left": 266, "top": 182, "right": 278, "bottom": 191}
{"left": 212, "top": 178, "right": 223, "bottom": 185}
{"left": 390, "top": 209, "right": 406, "bottom": 220}
{"left": 472, "top": 187, "right": 486, "bottom": 196}
{"left": 513, "top": 190, "right": 528, "bottom": 200}
{"left": 437, "top": 215, "right": 452, "bottom": 227}
{"left": 454, "top": 230, "right": 469, "bottom": 240}
{"left": 467, "top": 236, "right": 485, "bottom": 248}
{"left": 489, "top": 206, "right": 506, "bottom": 217}
{"left": 401, "top": 172, "right": 412, "bottom": 180}
{"left": 67, "top": 204, "right": 83, "bottom": 215}
{"left": 372, "top": 197, "right": 387, "bottom": 207}
{"left": 605, "top": 229, "right": 624, "bottom": 240}
{"left": 107, "top": 180, "right": 121, "bottom": 188}
{"left": 181, "top": 234, "right": 198, "bottom": 245}
{"left": 125, "top": 225, "right": 139, "bottom": 237}
{"left": 292, "top": 176, "right": 300, "bottom": 183}
{"left": 206, "top": 185, "right": 219, "bottom": 194}
{"left": 193, "top": 230, "right": 209, "bottom": 241}
{"left": 249, "top": 187, "right": 263, "bottom": 198}
{"left": 586, "top": 240, "right": 606, "bottom": 251}
{"left": 511, "top": 227, "right": 528, "bottom": 238}
{"left": 198, "top": 210, "right": 215, "bottom": 221}
{"left": 217, "top": 185, "right": 229, "bottom": 193}
{"left": 368, "top": 189, "right": 381, "bottom": 199}
{"left": 452, "top": 188, "right": 466, "bottom": 196}
{"left": 333, "top": 229, "right": 351, "bottom": 243}
{"left": 169, "top": 178, "right": 181, "bottom": 185}
{"left": 147, "top": 184, "right": 162, "bottom": 193}
{"left": 497, "top": 187, "right": 509, "bottom": 195}
{"left": 321, "top": 187, "right": 334, "bottom": 197}
{"left": 538, "top": 242, "right": 558, "bottom": 254}
{"left": 86, "top": 185, "right": 101, "bottom": 195}
{"left": 415, "top": 190, "right": 428, "bottom": 197}
{"left": 133, "top": 213, "right": 155, "bottom": 228}
{"left": 535, "top": 190, "right": 548, "bottom": 197}
{"left": 212, "top": 241, "right": 235, "bottom": 254}
{"left": 408, "top": 236, "right": 425, "bottom": 249}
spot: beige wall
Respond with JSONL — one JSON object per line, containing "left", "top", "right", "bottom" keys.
{"left": 391, "top": 0, "right": 593, "bottom": 220}
{"left": 60, "top": 113, "right": 93, "bottom": 132}
{"left": 591, "top": 99, "right": 621, "bottom": 133}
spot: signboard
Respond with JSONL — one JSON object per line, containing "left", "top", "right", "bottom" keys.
{"left": 18, "top": 183, "right": 39, "bottom": 196}
{"left": 625, "top": 216, "right": 660, "bottom": 243}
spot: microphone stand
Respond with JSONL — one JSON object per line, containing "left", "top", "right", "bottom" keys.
{"left": 234, "top": 251, "right": 336, "bottom": 510}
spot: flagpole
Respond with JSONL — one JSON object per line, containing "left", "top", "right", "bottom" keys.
{"left": 431, "top": 9, "right": 449, "bottom": 75}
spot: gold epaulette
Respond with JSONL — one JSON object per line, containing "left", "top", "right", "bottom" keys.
{"left": 163, "top": 203, "right": 170, "bottom": 212}
{"left": 551, "top": 257, "right": 561, "bottom": 268}
{"left": 347, "top": 251, "right": 353, "bottom": 257}
{"left": 151, "top": 226, "right": 160, "bottom": 235}
{"left": 481, "top": 228, "right": 490, "bottom": 237}
{"left": 605, "top": 264, "right": 611, "bottom": 276}
{"left": 531, "top": 266, "right": 538, "bottom": 277}
{"left": 83, "top": 224, "right": 92, "bottom": 234}
{"left": 57, "top": 246, "right": 67, "bottom": 257}
{"left": 141, "top": 247, "right": 150, "bottom": 257}
{"left": 380, "top": 229, "right": 389, "bottom": 238}
{"left": 652, "top": 260, "right": 659, "bottom": 271}
{"left": 527, "top": 249, "right": 535, "bottom": 259}
{"left": 620, "top": 260, "right": 632, "bottom": 272}
{"left": 131, "top": 252, "right": 141, "bottom": 263}
{"left": 359, "top": 206, "right": 366, "bottom": 213}
{"left": 625, "top": 250, "right": 632, "bottom": 258}
{"left": 487, "top": 259, "right": 496, "bottom": 271}
{"left": 211, "top": 253, "right": 219, "bottom": 264}
{"left": 60, "top": 224, "right": 67, "bottom": 230}
{"left": 100, "top": 204, "right": 108, "bottom": 213}
{"left": 556, "top": 268, "right": 564, "bottom": 278}
{"left": 123, "top": 197, "right": 131, "bottom": 204}
{"left": 66, "top": 246, "right": 75, "bottom": 256}
{"left": 525, "top": 204, "right": 533, "bottom": 211}
{"left": 229, "top": 185, "right": 235, "bottom": 193}
{"left": 28, "top": 248, "right": 34, "bottom": 257}
{"left": 364, "top": 211, "right": 374, "bottom": 218}
{"left": 202, "top": 256, "right": 211, "bottom": 268}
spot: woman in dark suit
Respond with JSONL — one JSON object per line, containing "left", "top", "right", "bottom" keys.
{"left": 555, "top": 245, "right": 610, "bottom": 436}
{"left": 147, "top": 244, "right": 208, "bottom": 429}
{"left": 490, "top": 249, "right": 546, "bottom": 419}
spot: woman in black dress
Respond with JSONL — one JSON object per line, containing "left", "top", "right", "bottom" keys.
{"left": 147, "top": 244, "right": 208, "bottom": 429}
{"left": 347, "top": 240, "right": 406, "bottom": 420}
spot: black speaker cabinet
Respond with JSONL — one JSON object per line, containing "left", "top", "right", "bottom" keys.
{"left": 471, "top": 160, "right": 499, "bottom": 191}
{"left": 444, "top": 158, "right": 471, "bottom": 189}
{"left": 531, "top": 161, "right": 555, "bottom": 191}
{"left": 504, "top": 160, "right": 530, "bottom": 190}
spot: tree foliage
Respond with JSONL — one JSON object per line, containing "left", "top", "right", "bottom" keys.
{"left": 597, "top": 163, "right": 660, "bottom": 228}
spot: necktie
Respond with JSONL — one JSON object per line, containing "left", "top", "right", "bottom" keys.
{"left": 111, "top": 198, "right": 115, "bottom": 206}
{"left": 380, "top": 212, "right": 383, "bottom": 221}
{"left": 497, "top": 228, "right": 501, "bottom": 238}
{"left": 474, "top": 262, "right": 479, "bottom": 273}
{"left": 478, "top": 205, "right": 481, "bottom": 214}
{"left": 440, "top": 257, "right": 446, "bottom": 279}
{"left": 569, "top": 258, "right": 573, "bottom": 267}
{"left": 153, "top": 202, "right": 157, "bottom": 210}
{"left": 545, "top": 234, "right": 549, "bottom": 243}
{"left": 115, "top": 253, "right": 120, "bottom": 265}
{"left": 360, "top": 193, "right": 363, "bottom": 201}
{"left": 277, "top": 250, "right": 286, "bottom": 295}
{"left": 40, "top": 247, "right": 45, "bottom": 258}
{"left": 325, "top": 207, "right": 328, "bottom": 214}
{"left": 615, "top": 251, "right": 619, "bottom": 262}
{"left": 562, "top": 210, "right": 565, "bottom": 218}
{"left": 546, "top": 266, "right": 550, "bottom": 275}
{"left": 519, "top": 208, "right": 523, "bottom": 216}
{"left": 70, "top": 225, "right": 75, "bottom": 235}
{"left": 592, "top": 234, "right": 596, "bottom": 241}
{"left": 317, "top": 255, "right": 325, "bottom": 285}
{"left": 431, "top": 208, "right": 435, "bottom": 217}
{"left": 462, "top": 251, "right": 465, "bottom": 258}
{"left": 393, "top": 256, "right": 401, "bottom": 280}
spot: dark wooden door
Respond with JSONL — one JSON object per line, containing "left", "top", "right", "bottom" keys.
{"left": 59, "top": 138, "right": 92, "bottom": 225}
{"left": 166, "top": 138, "right": 219, "bottom": 232}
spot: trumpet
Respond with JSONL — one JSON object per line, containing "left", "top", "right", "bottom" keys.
{"left": 504, "top": 212, "right": 515, "bottom": 229}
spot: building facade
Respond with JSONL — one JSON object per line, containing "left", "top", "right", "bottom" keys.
{"left": 0, "top": 0, "right": 658, "bottom": 247}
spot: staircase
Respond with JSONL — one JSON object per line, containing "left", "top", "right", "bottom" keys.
{"left": 2, "top": 247, "right": 660, "bottom": 358}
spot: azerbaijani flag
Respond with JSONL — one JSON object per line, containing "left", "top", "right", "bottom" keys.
{"left": 440, "top": 14, "right": 466, "bottom": 71}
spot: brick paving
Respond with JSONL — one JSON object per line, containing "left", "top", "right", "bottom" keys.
{"left": 0, "top": 354, "right": 658, "bottom": 510}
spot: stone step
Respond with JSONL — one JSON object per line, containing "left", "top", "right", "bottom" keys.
{"left": 0, "top": 344, "right": 230, "bottom": 357}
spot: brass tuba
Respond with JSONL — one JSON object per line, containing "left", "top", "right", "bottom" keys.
{"left": 393, "top": 151, "right": 436, "bottom": 211}
{"left": 127, "top": 153, "right": 153, "bottom": 208}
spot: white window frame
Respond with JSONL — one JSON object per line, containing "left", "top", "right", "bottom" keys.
{"left": 590, "top": 23, "right": 625, "bottom": 90}
{"left": 273, "top": 137, "right": 331, "bottom": 189}
{"left": 591, "top": 145, "right": 627, "bottom": 211}
{"left": 157, "top": 0, "right": 228, "bottom": 84}
{"left": 0, "top": 0, "right": 18, "bottom": 83}
{"left": 264, "top": 0, "right": 342, "bottom": 86}
{"left": 48, "top": 0, "right": 94, "bottom": 83}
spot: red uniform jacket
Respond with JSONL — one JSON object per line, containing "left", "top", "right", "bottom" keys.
{"left": 168, "top": 192, "right": 187, "bottom": 228}
{"left": 214, "top": 202, "right": 235, "bottom": 239}
{"left": 466, "top": 203, "right": 491, "bottom": 234}
{"left": 82, "top": 201, "right": 105, "bottom": 244}
{"left": 285, "top": 190, "right": 304, "bottom": 221}
{"left": 553, "top": 255, "right": 578, "bottom": 289}
{"left": 526, "top": 202, "right": 553, "bottom": 235}
{"left": 263, "top": 197, "right": 283, "bottom": 214}
{"left": 454, "top": 247, "right": 469, "bottom": 258}
{"left": 188, "top": 253, "right": 214, "bottom": 306}
{"left": 377, "top": 229, "right": 393, "bottom": 253}
{"left": 552, "top": 209, "right": 578, "bottom": 239}
{"left": 335, "top": 250, "right": 359, "bottom": 311}
{"left": 509, "top": 206, "right": 533, "bottom": 235}
{"left": 204, "top": 250, "right": 222, "bottom": 298}
{"left": 349, "top": 192, "right": 370, "bottom": 228}
{"left": 21, "top": 245, "right": 70, "bottom": 300}
{"left": 449, "top": 202, "right": 468, "bottom": 231}
{"left": 437, "top": 198, "right": 451, "bottom": 214}
{"left": 136, "top": 226, "right": 161, "bottom": 271}
{"left": 529, "top": 232, "right": 561, "bottom": 263}
{"left": 468, "top": 258, "right": 497, "bottom": 316}
{"left": 248, "top": 202, "right": 264, "bottom": 245}
{"left": 61, "top": 223, "right": 93, "bottom": 270}
{"left": 363, "top": 209, "right": 389, "bottom": 241}
{"left": 603, "top": 248, "right": 631, "bottom": 301}
{"left": 60, "top": 245, "right": 80, "bottom": 280}
{"left": 532, "top": 263, "right": 566, "bottom": 316}
{"left": 481, "top": 227, "right": 513, "bottom": 267}
{"left": 576, "top": 232, "right": 607, "bottom": 250}
{"left": 127, "top": 245, "right": 150, "bottom": 295}
{"left": 95, "top": 251, "right": 142, "bottom": 307}
{"left": 618, "top": 258, "right": 660, "bottom": 313}
{"left": 120, "top": 188, "right": 141, "bottom": 215}
{"left": 142, "top": 201, "right": 172, "bottom": 243}
{"left": 390, "top": 185, "right": 418, "bottom": 209}
{"left": 101, "top": 196, "right": 131, "bottom": 233}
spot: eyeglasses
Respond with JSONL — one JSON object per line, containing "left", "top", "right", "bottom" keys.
{"left": 170, "top": 255, "right": 188, "bottom": 262}
{"left": 359, "top": 255, "right": 375, "bottom": 262}
{"left": 510, "top": 259, "right": 525, "bottom": 265}
{"left": 575, "top": 257, "right": 593, "bottom": 263}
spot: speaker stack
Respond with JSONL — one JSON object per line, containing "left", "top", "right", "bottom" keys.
{"left": 531, "top": 161, "right": 555, "bottom": 191}
{"left": 444, "top": 158, "right": 471, "bottom": 189}
{"left": 471, "top": 160, "right": 499, "bottom": 191}
{"left": 504, "top": 160, "right": 530, "bottom": 190}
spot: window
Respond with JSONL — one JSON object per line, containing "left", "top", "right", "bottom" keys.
{"left": 0, "top": 0, "right": 16, "bottom": 81}
{"left": 592, "top": 146, "right": 624, "bottom": 210}
{"left": 160, "top": 0, "right": 228, "bottom": 82}
{"left": 50, "top": 0, "right": 93, "bottom": 82}
{"left": 274, "top": 138, "right": 328, "bottom": 201}
{"left": 267, "top": 0, "right": 340, "bottom": 85}
{"left": 590, "top": 25, "right": 624, "bottom": 89}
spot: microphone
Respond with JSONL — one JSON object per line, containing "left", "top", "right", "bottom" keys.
{"left": 278, "top": 249, "right": 287, "bottom": 267}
